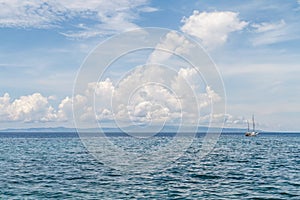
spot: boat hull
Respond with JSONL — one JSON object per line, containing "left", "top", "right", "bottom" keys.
{"left": 245, "top": 132, "right": 259, "bottom": 137}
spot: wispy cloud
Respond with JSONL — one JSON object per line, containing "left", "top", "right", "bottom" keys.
{"left": 252, "top": 19, "right": 286, "bottom": 33}
{"left": 220, "top": 63, "right": 300, "bottom": 78}
{"left": 0, "top": 1, "right": 67, "bottom": 28}
{"left": 0, "top": 0, "right": 156, "bottom": 38}
{"left": 251, "top": 19, "right": 299, "bottom": 46}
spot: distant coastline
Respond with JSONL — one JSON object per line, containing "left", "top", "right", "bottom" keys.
{"left": 0, "top": 126, "right": 244, "bottom": 133}
{"left": 0, "top": 126, "right": 299, "bottom": 134}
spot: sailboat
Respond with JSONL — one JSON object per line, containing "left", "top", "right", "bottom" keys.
{"left": 245, "top": 115, "right": 259, "bottom": 137}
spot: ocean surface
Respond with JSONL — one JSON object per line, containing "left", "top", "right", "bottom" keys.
{"left": 0, "top": 132, "right": 299, "bottom": 199}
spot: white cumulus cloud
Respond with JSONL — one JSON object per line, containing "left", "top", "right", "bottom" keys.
{"left": 0, "top": 93, "right": 56, "bottom": 122}
{"left": 0, "top": 68, "right": 222, "bottom": 126}
{"left": 59, "top": 78, "right": 116, "bottom": 122}
{"left": 104, "top": 66, "right": 220, "bottom": 125}
{"left": 181, "top": 10, "right": 248, "bottom": 50}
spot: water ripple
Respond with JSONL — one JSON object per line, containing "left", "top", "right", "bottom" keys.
{"left": 0, "top": 134, "right": 299, "bottom": 199}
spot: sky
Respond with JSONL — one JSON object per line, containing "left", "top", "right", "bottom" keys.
{"left": 0, "top": 0, "right": 299, "bottom": 131}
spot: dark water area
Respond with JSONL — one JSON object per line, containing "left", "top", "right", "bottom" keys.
{"left": 0, "top": 132, "right": 299, "bottom": 199}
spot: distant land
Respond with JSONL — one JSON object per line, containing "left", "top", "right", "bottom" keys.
{"left": 0, "top": 126, "right": 250, "bottom": 133}
{"left": 0, "top": 127, "right": 77, "bottom": 132}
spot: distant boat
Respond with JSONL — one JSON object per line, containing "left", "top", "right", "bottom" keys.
{"left": 245, "top": 115, "right": 259, "bottom": 137}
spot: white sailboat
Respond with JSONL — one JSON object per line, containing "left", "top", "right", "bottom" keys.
{"left": 245, "top": 115, "right": 259, "bottom": 137}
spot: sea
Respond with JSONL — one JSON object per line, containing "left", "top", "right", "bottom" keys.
{"left": 0, "top": 132, "right": 299, "bottom": 199}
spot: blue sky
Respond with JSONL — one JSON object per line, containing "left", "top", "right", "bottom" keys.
{"left": 0, "top": 0, "right": 299, "bottom": 131}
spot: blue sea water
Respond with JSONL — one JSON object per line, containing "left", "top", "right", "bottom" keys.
{"left": 0, "top": 132, "right": 299, "bottom": 199}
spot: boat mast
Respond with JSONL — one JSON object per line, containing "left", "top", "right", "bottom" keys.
{"left": 247, "top": 120, "right": 250, "bottom": 132}
{"left": 252, "top": 114, "right": 255, "bottom": 132}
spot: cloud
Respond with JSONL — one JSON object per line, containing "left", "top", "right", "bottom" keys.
{"left": 181, "top": 10, "right": 248, "bottom": 50}
{"left": 0, "top": 66, "right": 222, "bottom": 126}
{"left": 0, "top": 78, "right": 117, "bottom": 124}
{"left": 147, "top": 31, "right": 195, "bottom": 63}
{"left": 0, "top": 93, "right": 56, "bottom": 122}
{"left": 251, "top": 19, "right": 294, "bottom": 46}
{"left": 101, "top": 66, "right": 181, "bottom": 124}
{"left": 58, "top": 78, "right": 116, "bottom": 122}
{"left": 0, "top": 27, "right": 223, "bottom": 126}
{"left": 107, "top": 66, "right": 220, "bottom": 125}
{"left": 0, "top": 1, "right": 57, "bottom": 28}
{"left": 126, "top": 84, "right": 180, "bottom": 124}
{"left": 252, "top": 20, "right": 286, "bottom": 33}
{"left": 0, "top": 0, "right": 156, "bottom": 38}
{"left": 58, "top": 94, "right": 91, "bottom": 122}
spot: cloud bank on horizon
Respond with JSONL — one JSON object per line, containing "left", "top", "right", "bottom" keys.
{"left": 0, "top": 68, "right": 222, "bottom": 124}
{"left": 0, "top": 0, "right": 299, "bottom": 131}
